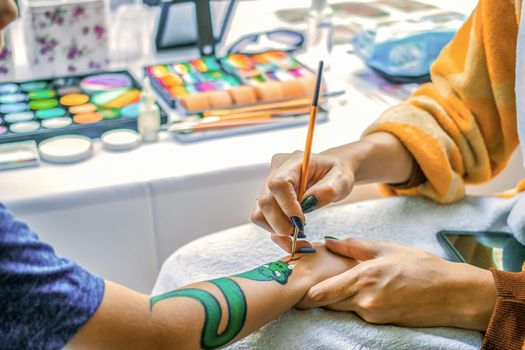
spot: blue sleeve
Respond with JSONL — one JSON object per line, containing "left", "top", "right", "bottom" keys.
{"left": 0, "top": 203, "right": 105, "bottom": 350}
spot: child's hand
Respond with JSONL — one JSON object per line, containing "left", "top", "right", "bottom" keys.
{"left": 289, "top": 243, "right": 359, "bottom": 288}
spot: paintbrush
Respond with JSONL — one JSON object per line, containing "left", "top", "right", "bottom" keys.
{"left": 204, "top": 106, "right": 311, "bottom": 121}
{"left": 166, "top": 107, "right": 312, "bottom": 133}
{"left": 203, "top": 98, "right": 314, "bottom": 117}
{"left": 290, "top": 60, "right": 324, "bottom": 260}
{"left": 166, "top": 117, "right": 294, "bottom": 133}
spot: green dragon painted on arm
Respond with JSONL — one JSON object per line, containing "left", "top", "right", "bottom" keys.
{"left": 149, "top": 260, "right": 294, "bottom": 349}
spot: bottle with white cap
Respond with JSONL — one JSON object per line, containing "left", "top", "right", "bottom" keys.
{"left": 138, "top": 77, "right": 160, "bottom": 142}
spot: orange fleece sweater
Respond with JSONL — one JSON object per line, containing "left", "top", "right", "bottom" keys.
{"left": 363, "top": 1, "right": 525, "bottom": 348}
{"left": 365, "top": 0, "right": 522, "bottom": 203}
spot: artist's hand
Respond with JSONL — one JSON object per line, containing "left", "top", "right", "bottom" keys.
{"left": 252, "top": 150, "right": 355, "bottom": 252}
{"left": 297, "top": 237, "right": 497, "bottom": 331}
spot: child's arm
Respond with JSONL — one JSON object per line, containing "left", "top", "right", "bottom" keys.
{"left": 68, "top": 244, "right": 356, "bottom": 349}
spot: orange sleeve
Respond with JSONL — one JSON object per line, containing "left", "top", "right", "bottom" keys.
{"left": 363, "top": 0, "right": 520, "bottom": 203}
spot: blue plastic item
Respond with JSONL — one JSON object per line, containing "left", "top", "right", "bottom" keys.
{"left": 353, "top": 12, "right": 466, "bottom": 83}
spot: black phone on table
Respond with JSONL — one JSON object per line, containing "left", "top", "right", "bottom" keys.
{"left": 437, "top": 230, "right": 525, "bottom": 272}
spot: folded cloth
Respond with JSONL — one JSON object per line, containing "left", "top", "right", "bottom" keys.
{"left": 153, "top": 194, "right": 522, "bottom": 350}
{"left": 508, "top": 194, "right": 525, "bottom": 245}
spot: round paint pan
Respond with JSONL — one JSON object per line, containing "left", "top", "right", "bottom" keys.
{"left": 69, "top": 103, "right": 97, "bottom": 115}
{"left": 80, "top": 73, "right": 132, "bottom": 92}
{"left": 121, "top": 103, "right": 139, "bottom": 118}
{"left": 57, "top": 86, "right": 82, "bottom": 96}
{"left": 101, "top": 129, "right": 141, "bottom": 152}
{"left": 39, "top": 135, "right": 93, "bottom": 164}
{"left": 0, "top": 93, "right": 27, "bottom": 104}
{"left": 29, "top": 99, "right": 58, "bottom": 111}
{"left": 36, "top": 107, "right": 66, "bottom": 119}
{"left": 52, "top": 77, "right": 80, "bottom": 88}
{"left": 20, "top": 81, "right": 48, "bottom": 92}
{"left": 0, "top": 83, "right": 19, "bottom": 94}
{"left": 28, "top": 89, "right": 56, "bottom": 100}
{"left": 41, "top": 117, "right": 72, "bottom": 129}
{"left": 60, "top": 93, "right": 90, "bottom": 106}
{"left": 73, "top": 112, "right": 103, "bottom": 124}
{"left": 9, "top": 121, "right": 40, "bottom": 133}
{"left": 0, "top": 103, "right": 28, "bottom": 114}
{"left": 4, "top": 111, "right": 34, "bottom": 123}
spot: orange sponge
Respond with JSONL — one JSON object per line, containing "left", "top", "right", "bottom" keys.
{"left": 181, "top": 93, "right": 210, "bottom": 112}
{"left": 207, "top": 91, "right": 233, "bottom": 109}
{"left": 228, "top": 86, "right": 258, "bottom": 106}
{"left": 254, "top": 81, "right": 284, "bottom": 102}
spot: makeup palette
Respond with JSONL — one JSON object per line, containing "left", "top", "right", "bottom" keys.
{"left": 145, "top": 50, "right": 316, "bottom": 113}
{"left": 0, "top": 71, "right": 168, "bottom": 144}
{"left": 220, "top": 51, "right": 313, "bottom": 85}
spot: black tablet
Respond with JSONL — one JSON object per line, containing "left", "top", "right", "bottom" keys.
{"left": 437, "top": 230, "right": 525, "bottom": 272}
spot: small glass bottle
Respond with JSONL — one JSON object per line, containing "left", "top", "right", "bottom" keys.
{"left": 138, "top": 77, "right": 160, "bottom": 142}
{"left": 305, "top": 0, "right": 334, "bottom": 67}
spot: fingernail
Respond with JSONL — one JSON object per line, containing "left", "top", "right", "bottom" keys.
{"left": 298, "top": 247, "right": 316, "bottom": 253}
{"left": 290, "top": 216, "right": 304, "bottom": 231}
{"left": 324, "top": 236, "right": 339, "bottom": 240}
{"left": 301, "top": 196, "right": 319, "bottom": 214}
{"left": 291, "top": 231, "right": 307, "bottom": 239}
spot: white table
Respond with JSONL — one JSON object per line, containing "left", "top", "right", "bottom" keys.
{"left": 4, "top": 0, "right": 516, "bottom": 294}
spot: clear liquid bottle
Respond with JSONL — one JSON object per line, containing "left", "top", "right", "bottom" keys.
{"left": 305, "top": 0, "right": 334, "bottom": 67}
{"left": 138, "top": 77, "right": 160, "bottom": 142}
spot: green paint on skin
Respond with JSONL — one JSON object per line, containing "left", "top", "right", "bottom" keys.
{"left": 150, "top": 260, "right": 293, "bottom": 349}
{"left": 235, "top": 260, "right": 294, "bottom": 285}
{"left": 151, "top": 279, "right": 246, "bottom": 350}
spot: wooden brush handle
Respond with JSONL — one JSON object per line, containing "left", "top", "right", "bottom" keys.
{"left": 203, "top": 97, "right": 315, "bottom": 117}
{"left": 298, "top": 105, "right": 318, "bottom": 201}
{"left": 192, "top": 118, "right": 286, "bottom": 132}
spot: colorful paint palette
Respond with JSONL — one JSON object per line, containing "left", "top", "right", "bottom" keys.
{"left": 220, "top": 51, "right": 313, "bottom": 85}
{"left": 0, "top": 71, "right": 168, "bottom": 144}
{"left": 145, "top": 51, "right": 314, "bottom": 110}
{"left": 146, "top": 56, "right": 242, "bottom": 109}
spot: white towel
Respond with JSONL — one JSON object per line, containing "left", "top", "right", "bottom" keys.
{"left": 153, "top": 194, "right": 523, "bottom": 349}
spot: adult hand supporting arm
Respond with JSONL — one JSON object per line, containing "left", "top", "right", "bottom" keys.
{"left": 67, "top": 244, "right": 357, "bottom": 350}
{"left": 298, "top": 237, "right": 497, "bottom": 332}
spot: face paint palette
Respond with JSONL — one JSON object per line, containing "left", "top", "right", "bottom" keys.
{"left": 146, "top": 57, "right": 243, "bottom": 109}
{"left": 220, "top": 51, "right": 314, "bottom": 85}
{"left": 0, "top": 71, "right": 167, "bottom": 144}
{"left": 145, "top": 50, "right": 315, "bottom": 112}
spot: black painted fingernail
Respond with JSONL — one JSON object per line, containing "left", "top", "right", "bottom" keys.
{"left": 324, "top": 236, "right": 340, "bottom": 240}
{"left": 301, "top": 196, "right": 319, "bottom": 214}
{"left": 291, "top": 231, "right": 307, "bottom": 239}
{"left": 298, "top": 247, "right": 316, "bottom": 253}
{"left": 290, "top": 216, "right": 304, "bottom": 231}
